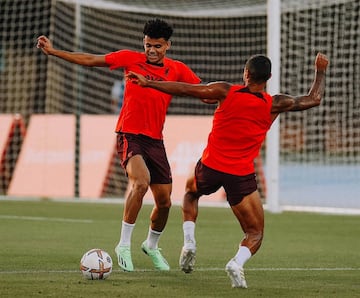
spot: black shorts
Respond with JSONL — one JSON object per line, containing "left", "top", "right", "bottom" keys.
{"left": 116, "top": 133, "right": 172, "bottom": 184}
{"left": 194, "top": 160, "right": 257, "bottom": 206}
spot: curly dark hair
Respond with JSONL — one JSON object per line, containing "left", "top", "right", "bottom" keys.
{"left": 143, "top": 19, "right": 173, "bottom": 41}
{"left": 245, "top": 55, "right": 272, "bottom": 84}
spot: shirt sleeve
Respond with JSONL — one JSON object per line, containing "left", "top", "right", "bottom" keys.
{"left": 105, "top": 50, "right": 141, "bottom": 70}
{"left": 175, "top": 61, "right": 201, "bottom": 84}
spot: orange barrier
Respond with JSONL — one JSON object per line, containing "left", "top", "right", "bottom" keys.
{"left": 7, "top": 114, "right": 118, "bottom": 199}
{"left": 8, "top": 115, "right": 265, "bottom": 203}
{"left": 80, "top": 115, "right": 117, "bottom": 198}
{"left": 7, "top": 115, "right": 76, "bottom": 198}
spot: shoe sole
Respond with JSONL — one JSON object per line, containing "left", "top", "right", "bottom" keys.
{"left": 141, "top": 244, "right": 170, "bottom": 271}
{"left": 180, "top": 249, "right": 195, "bottom": 273}
{"left": 117, "top": 256, "right": 133, "bottom": 272}
{"left": 115, "top": 247, "right": 134, "bottom": 272}
{"left": 225, "top": 266, "right": 247, "bottom": 288}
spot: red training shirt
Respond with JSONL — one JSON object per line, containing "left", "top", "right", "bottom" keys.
{"left": 201, "top": 85, "right": 273, "bottom": 176}
{"left": 105, "top": 50, "right": 201, "bottom": 140}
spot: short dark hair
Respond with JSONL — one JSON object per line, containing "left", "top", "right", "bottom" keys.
{"left": 143, "top": 19, "right": 173, "bottom": 41}
{"left": 245, "top": 55, "right": 272, "bottom": 83}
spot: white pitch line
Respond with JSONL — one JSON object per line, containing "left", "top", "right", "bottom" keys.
{"left": 176, "top": 267, "right": 360, "bottom": 272}
{"left": 0, "top": 215, "right": 93, "bottom": 223}
{"left": 0, "top": 270, "right": 80, "bottom": 274}
{"left": 0, "top": 268, "right": 359, "bottom": 274}
{"left": 196, "top": 267, "right": 360, "bottom": 271}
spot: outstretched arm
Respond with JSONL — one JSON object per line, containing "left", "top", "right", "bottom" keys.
{"left": 271, "top": 52, "right": 329, "bottom": 121}
{"left": 36, "top": 35, "right": 107, "bottom": 67}
{"left": 127, "top": 71, "right": 231, "bottom": 100}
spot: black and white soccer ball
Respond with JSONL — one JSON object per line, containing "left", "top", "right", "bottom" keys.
{"left": 80, "top": 248, "right": 113, "bottom": 280}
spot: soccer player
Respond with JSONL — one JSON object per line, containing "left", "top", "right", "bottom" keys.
{"left": 37, "top": 19, "right": 201, "bottom": 272}
{"left": 127, "top": 52, "right": 329, "bottom": 287}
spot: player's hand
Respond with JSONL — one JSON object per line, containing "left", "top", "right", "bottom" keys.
{"left": 36, "top": 35, "right": 54, "bottom": 55}
{"left": 315, "top": 52, "right": 329, "bottom": 72}
{"left": 126, "top": 71, "right": 149, "bottom": 87}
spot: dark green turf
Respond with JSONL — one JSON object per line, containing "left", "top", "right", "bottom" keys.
{"left": 0, "top": 200, "right": 359, "bottom": 297}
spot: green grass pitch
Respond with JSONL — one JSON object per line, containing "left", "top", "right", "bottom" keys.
{"left": 0, "top": 199, "right": 359, "bottom": 297}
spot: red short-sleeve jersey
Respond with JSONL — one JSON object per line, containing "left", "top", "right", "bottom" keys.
{"left": 105, "top": 50, "right": 201, "bottom": 139}
{"left": 201, "top": 85, "right": 273, "bottom": 176}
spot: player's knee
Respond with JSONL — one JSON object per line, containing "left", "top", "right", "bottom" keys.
{"left": 183, "top": 191, "right": 200, "bottom": 209}
{"left": 153, "top": 189, "right": 172, "bottom": 209}
{"left": 184, "top": 189, "right": 199, "bottom": 199}
{"left": 182, "top": 191, "right": 199, "bottom": 216}
{"left": 185, "top": 176, "right": 197, "bottom": 193}
{"left": 154, "top": 201, "right": 171, "bottom": 217}
{"left": 132, "top": 179, "right": 150, "bottom": 196}
{"left": 156, "top": 196, "right": 171, "bottom": 209}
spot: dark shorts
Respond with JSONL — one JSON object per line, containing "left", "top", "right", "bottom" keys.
{"left": 194, "top": 160, "right": 257, "bottom": 206}
{"left": 116, "top": 133, "right": 172, "bottom": 184}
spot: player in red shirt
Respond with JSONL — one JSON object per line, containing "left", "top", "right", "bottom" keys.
{"left": 127, "top": 52, "right": 329, "bottom": 287}
{"left": 37, "top": 19, "right": 200, "bottom": 272}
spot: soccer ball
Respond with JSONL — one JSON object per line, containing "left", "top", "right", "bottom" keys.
{"left": 80, "top": 248, "right": 113, "bottom": 280}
